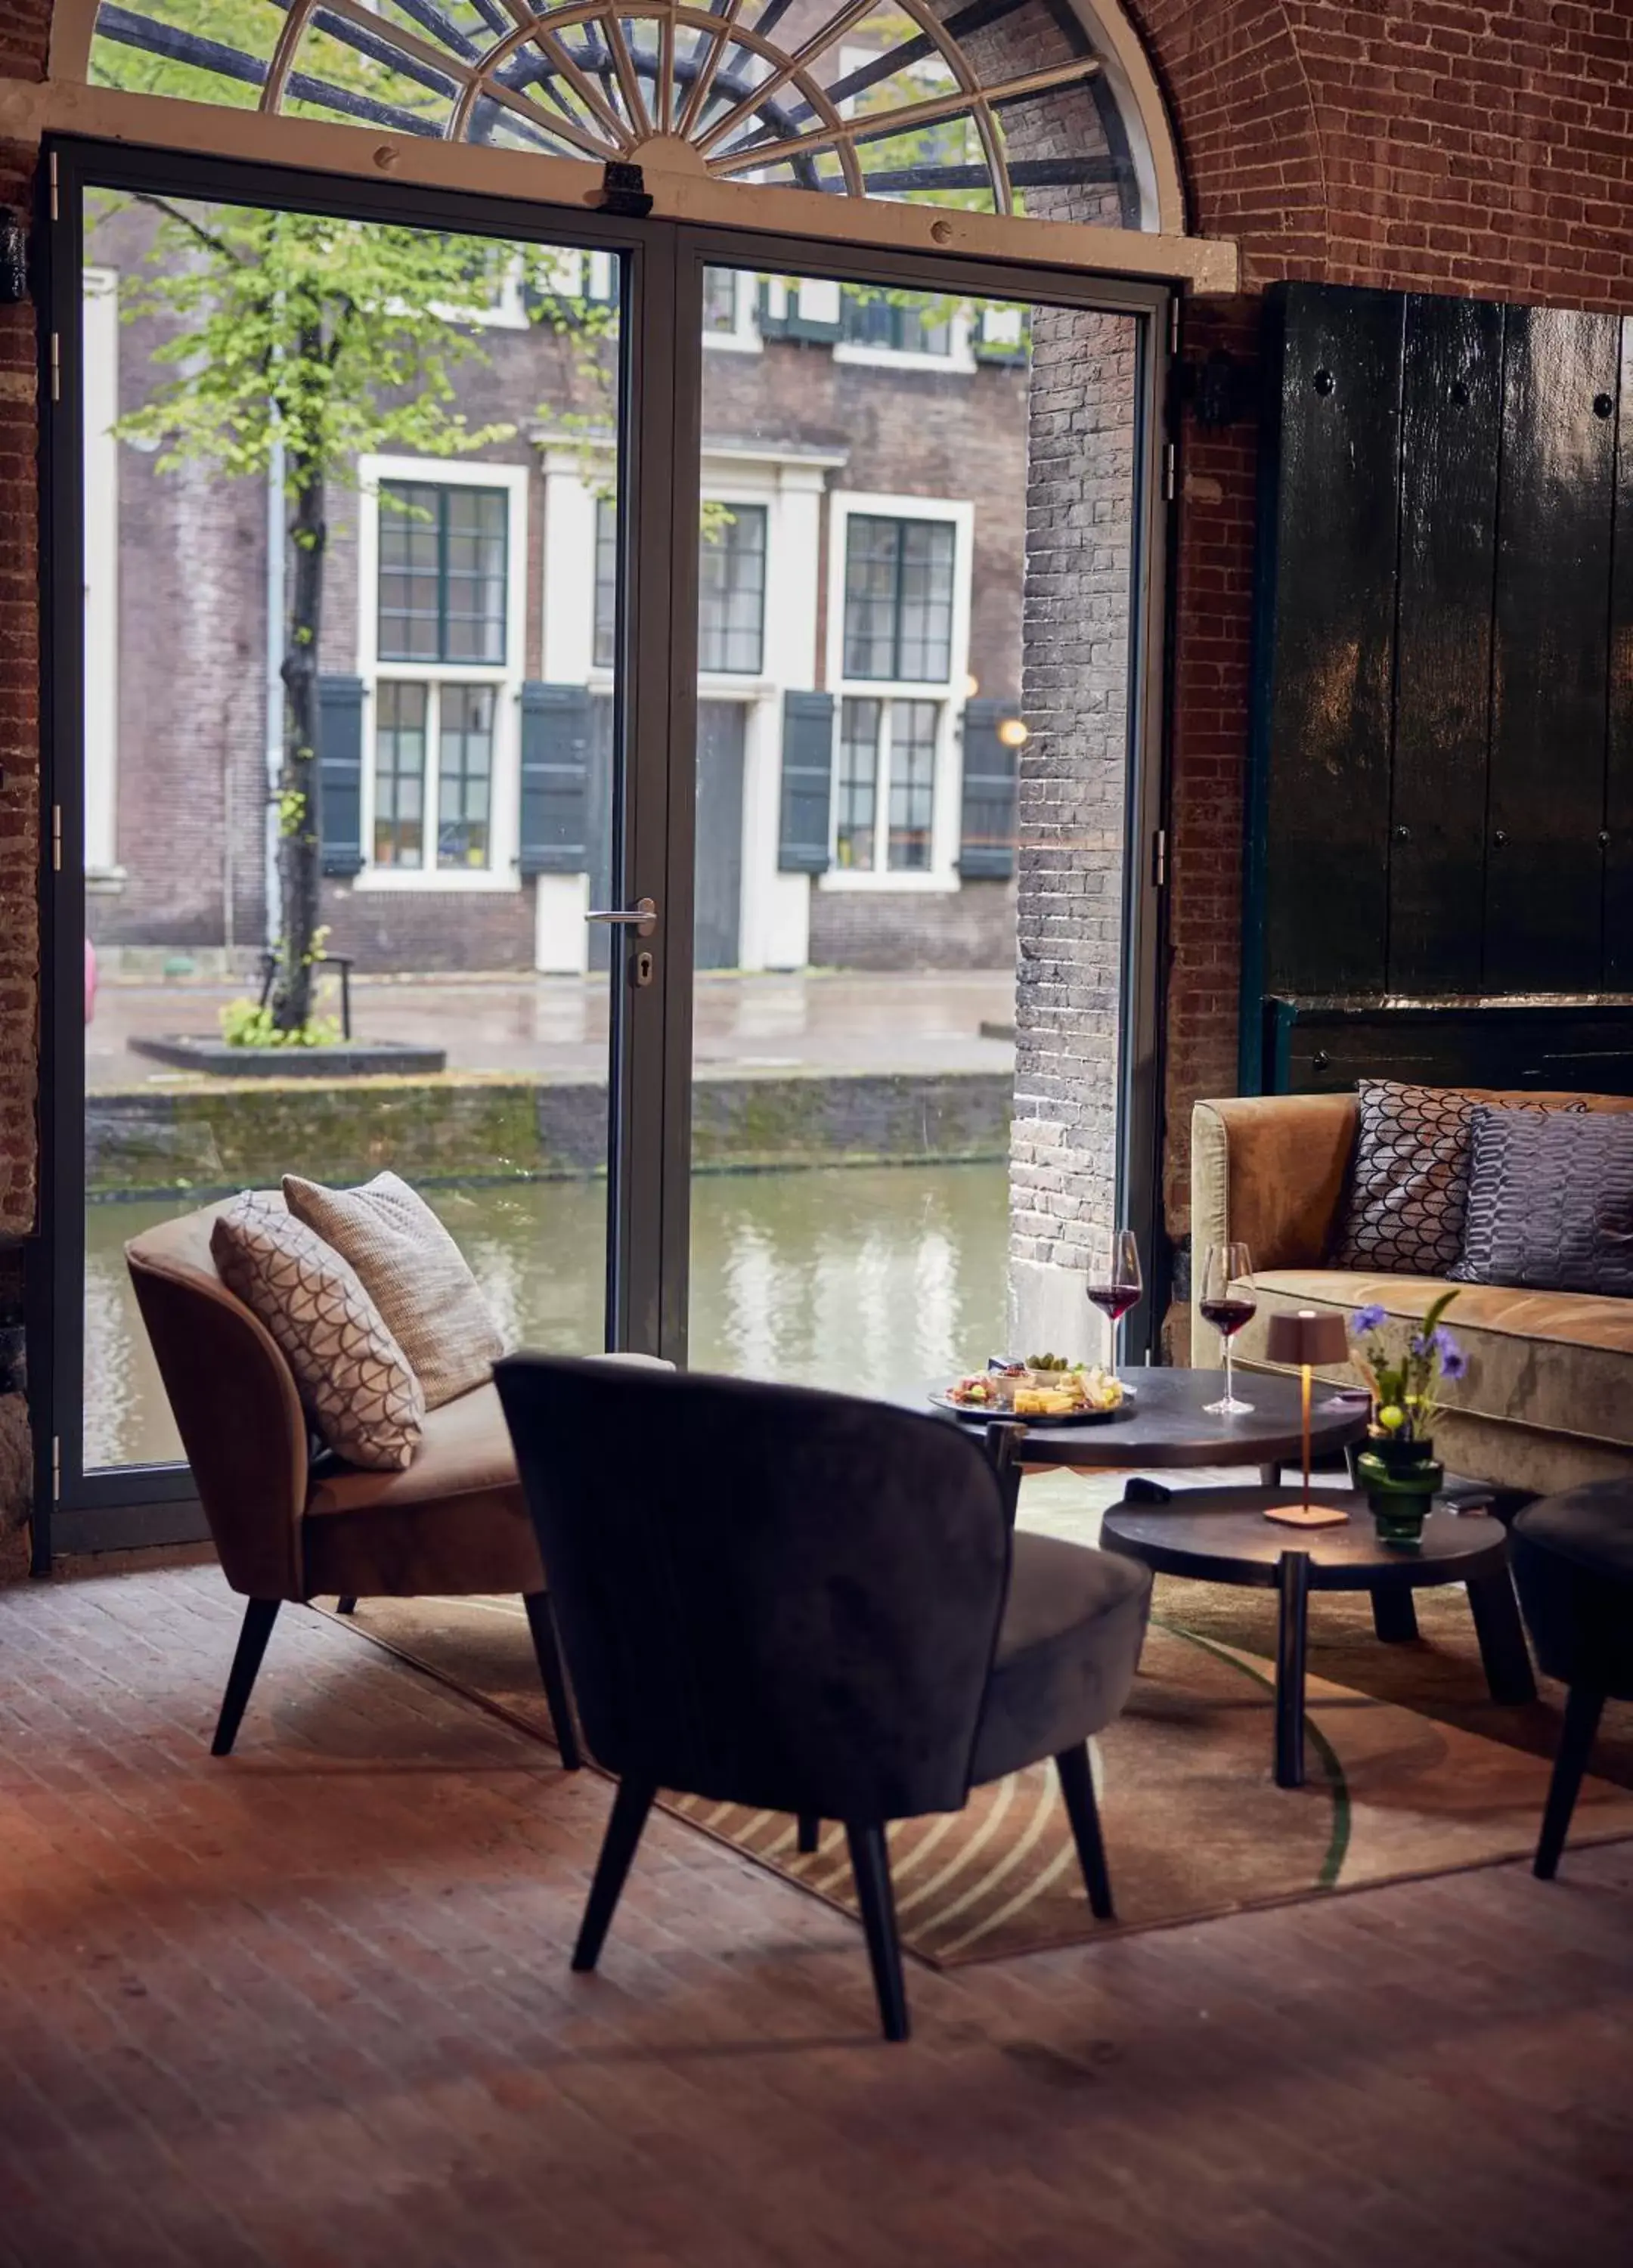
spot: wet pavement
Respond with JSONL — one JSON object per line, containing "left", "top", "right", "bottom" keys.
{"left": 85, "top": 968, "right": 1016, "bottom": 1091}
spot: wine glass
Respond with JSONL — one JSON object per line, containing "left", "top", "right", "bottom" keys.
{"left": 1086, "top": 1228, "right": 1142, "bottom": 1367}
{"left": 1201, "top": 1242, "right": 1256, "bottom": 1415}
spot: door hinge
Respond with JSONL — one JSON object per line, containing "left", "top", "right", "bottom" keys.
{"left": 1151, "top": 828, "right": 1168, "bottom": 888}
{"left": 50, "top": 330, "right": 60, "bottom": 404}
{"left": 49, "top": 150, "right": 58, "bottom": 224}
{"left": 51, "top": 1436, "right": 60, "bottom": 1504}
{"left": 51, "top": 803, "right": 61, "bottom": 871}
{"left": 1162, "top": 441, "right": 1177, "bottom": 502}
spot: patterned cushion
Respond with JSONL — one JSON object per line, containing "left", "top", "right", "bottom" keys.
{"left": 283, "top": 1170, "right": 504, "bottom": 1410}
{"left": 1333, "top": 1080, "right": 1584, "bottom": 1275}
{"left": 210, "top": 1192, "right": 425, "bottom": 1470}
{"left": 1452, "top": 1108, "right": 1633, "bottom": 1296}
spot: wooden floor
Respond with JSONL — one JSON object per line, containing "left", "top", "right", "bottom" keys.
{"left": 2, "top": 1559, "right": 1631, "bottom": 2268}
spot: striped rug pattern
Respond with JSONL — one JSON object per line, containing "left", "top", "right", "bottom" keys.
{"left": 321, "top": 1584, "right": 1633, "bottom": 1964}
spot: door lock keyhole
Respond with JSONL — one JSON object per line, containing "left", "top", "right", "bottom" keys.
{"left": 632, "top": 949, "right": 655, "bottom": 989}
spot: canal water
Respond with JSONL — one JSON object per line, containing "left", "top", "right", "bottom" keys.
{"left": 86, "top": 1162, "right": 1011, "bottom": 1472}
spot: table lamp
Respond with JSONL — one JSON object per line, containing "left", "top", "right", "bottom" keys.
{"left": 1263, "top": 1308, "right": 1352, "bottom": 1528}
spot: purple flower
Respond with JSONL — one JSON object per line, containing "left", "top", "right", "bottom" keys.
{"left": 1437, "top": 1334, "right": 1468, "bottom": 1382}
{"left": 1352, "top": 1304, "right": 1387, "bottom": 1334}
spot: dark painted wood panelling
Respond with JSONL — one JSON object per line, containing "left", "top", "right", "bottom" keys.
{"left": 1262, "top": 287, "right": 1405, "bottom": 997}
{"left": 1388, "top": 296, "right": 1502, "bottom": 993}
{"left": 1607, "top": 318, "right": 1633, "bottom": 987}
{"left": 1486, "top": 304, "right": 1619, "bottom": 993}
{"left": 1266, "top": 996, "right": 1633, "bottom": 1096}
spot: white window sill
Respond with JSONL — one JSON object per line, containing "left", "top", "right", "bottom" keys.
{"left": 832, "top": 344, "right": 975, "bottom": 376}
{"left": 819, "top": 869, "right": 960, "bottom": 894}
{"left": 347, "top": 869, "right": 522, "bottom": 895}
{"left": 702, "top": 330, "right": 763, "bottom": 355}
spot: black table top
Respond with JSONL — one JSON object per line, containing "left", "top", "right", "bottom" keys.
{"left": 916, "top": 1368, "right": 1370, "bottom": 1469}
{"left": 1101, "top": 1486, "right": 1512, "bottom": 1590}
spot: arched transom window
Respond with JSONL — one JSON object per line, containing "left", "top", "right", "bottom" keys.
{"left": 89, "top": 1, "right": 1147, "bottom": 225}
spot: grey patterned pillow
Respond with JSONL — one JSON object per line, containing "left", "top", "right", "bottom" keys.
{"left": 1334, "top": 1080, "right": 1585, "bottom": 1276}
{"left": 211, "top": 1192, "right": 425, "bottom": 1470}
{"left": 1452, "top": 1107, "right": 1633, "bottom": 1294}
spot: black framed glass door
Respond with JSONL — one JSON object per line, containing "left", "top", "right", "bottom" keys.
{"left": 37, "top": 139, "right": 1170, "bottom": 1557}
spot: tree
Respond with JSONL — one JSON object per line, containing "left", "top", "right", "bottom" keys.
{"left": 111, "top": 198, "right": 529, "bottom": 1029}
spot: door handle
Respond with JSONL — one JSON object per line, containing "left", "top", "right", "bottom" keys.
{"left": 584, "top": 895, "right": 657, "bottom": 937}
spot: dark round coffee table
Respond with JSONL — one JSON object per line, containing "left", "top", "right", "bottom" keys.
{"left": 1101, "top": 1485, "right": 1537, "bottom": 1788}
{"left": 921, "top": 1368, "right": 1368, "bottom": 1476}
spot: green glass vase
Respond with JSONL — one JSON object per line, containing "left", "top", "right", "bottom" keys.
{"left": 1355, "top": 1436, "right": 1442, "bottom": 1548}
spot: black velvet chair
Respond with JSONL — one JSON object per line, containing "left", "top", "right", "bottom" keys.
{"left": 494, "top": 1355, "right": 1153, "bottom": 2041}
{"left": 1510, "top": 1482, "right": 1633, "bottom": 1878}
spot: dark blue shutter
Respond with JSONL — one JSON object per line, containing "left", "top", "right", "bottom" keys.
{"left": 519, "top": 682, "right": 591, "bottom": 875}
{"left": 778, "top": 691, "right": 835, "bottom": 873}
{"left": 958, "top": 699, "right": 1019, "bottom": 878}
{"left": 317, "top": 675, "right": 364, "bottom": 876}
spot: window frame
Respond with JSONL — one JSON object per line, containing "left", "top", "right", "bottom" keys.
{"left": 355, "top": 452, "right": 529, "bottom": 892}
{"left": 823, "top": 491, "right": 973, "bottom": 891}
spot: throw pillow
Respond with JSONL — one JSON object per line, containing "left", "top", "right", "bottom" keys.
{"left": 1452, "top": 1107, "right": 1633, "bottom": 1294}
{"left": 282, "top": 1170, "right": 505, "bottom": 1409}
{"left": 211, "top": 1191, "right": 424, "bottom": 1470}
{"left": 1333, "top": 1080, "right": 1585, "bottom": 1276}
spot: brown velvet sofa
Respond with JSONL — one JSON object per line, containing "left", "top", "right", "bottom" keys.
{"left": 1191, "top": 1091, "right": 1633, "bottom": 1499}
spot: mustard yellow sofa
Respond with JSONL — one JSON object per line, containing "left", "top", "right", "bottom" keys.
{"left": 1191, "top": 1091, "right": 1633, "bottom": 1499}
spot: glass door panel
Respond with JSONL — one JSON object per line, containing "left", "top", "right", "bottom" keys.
{"left": 686, "top": 262, "right": 1148, "bottom": 1399}
{"left": 70, "top": 179, "right": 628, "bottom": 1488}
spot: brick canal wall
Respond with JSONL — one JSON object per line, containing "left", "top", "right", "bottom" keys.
{"left": 85, "top": 1070, "right": 1013, "bottom": 1199}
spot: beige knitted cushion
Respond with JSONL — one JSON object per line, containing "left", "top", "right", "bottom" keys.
{"left": 282, "top": 1170, "right": 504, "bottom": 1410}
{"left": 210, "top": 1192, "right": 424, "bottom": 1470}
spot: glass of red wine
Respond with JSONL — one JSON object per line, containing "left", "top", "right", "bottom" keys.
{"left": 1086, "top": 1228, "right": 1142, "bottom": 1365}
{"left": 1200, "top": 1241, "right": 1257, "bottom": 1414}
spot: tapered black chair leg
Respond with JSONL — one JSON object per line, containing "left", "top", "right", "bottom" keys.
{"left": 573, "top": 1777, "right": 656, "bottom": 1972}
{"left": 211, "top": 1598, "right": 280, "bottom": 1757}
{"left": 336, "top": 1597, "right": 358, "bottom": 1616}
{"left": 1055, "top": 1741, "right": 1115, "bottom": 1919}
{"left": 1535, "top": 1684, "right": 1606, "bottom": 1880}
{"left": 797, "top": 1814, "right": 820, "bottom": 1855}
{"left": 844, "top": 1823, "right": 909, "bottom": 2043}
{"left": 523, "top": 1591, "right": 584, "bottom": 1771}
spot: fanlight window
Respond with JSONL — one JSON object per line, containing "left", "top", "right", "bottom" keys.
{"left": 91, "top": 2, "right": 1133, "bottom": 222}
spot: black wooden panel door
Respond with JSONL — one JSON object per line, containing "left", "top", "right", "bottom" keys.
{"left": 1260, "top": 286, "right": 1405, "bottom": 997}
{"left": 1388, "top": 295, "right": 1502, "bottom": 994}
{"left": 1607, "top": 318, "right": 1633, "bottom": 988}
{"left": 1486, "top": 304, "right": 1619, "bottom": 993}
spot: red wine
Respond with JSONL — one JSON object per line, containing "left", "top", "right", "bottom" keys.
{"left": 1200, "top": 1296, "right": 1257, "bottom": 1337}
{"left": 1088, "top": 1282, "right": 1141, "bottom": 1324}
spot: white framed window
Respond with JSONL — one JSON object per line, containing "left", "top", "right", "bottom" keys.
{"left": 824, "top": 492, "right": 972, "bottom": 889}
{"left": 592, "top": 493, "right": 770, "bottom": 678}
{"left": 355, "top": 454, "right": 528, "bottom": 891}
{"left": 833, "top": 289, "right": 975, "bottom": 373}
{"left": 702, "top": 266, "right": 762, "bottom": 353}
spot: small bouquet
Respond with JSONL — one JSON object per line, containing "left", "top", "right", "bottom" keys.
{"left": 1346, "top": 1290, "right": 1466, "bottom": 1444}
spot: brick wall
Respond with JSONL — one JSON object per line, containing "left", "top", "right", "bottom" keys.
{"left": 808, "top": 876, "right": 1015, "bottom": 970}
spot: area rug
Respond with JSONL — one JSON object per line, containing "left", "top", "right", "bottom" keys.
{"left": 318, "top": 1582, "right": 1633, "bottom": 1965}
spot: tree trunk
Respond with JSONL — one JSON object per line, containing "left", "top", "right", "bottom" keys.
{"left": 271, "top": 439, "right": 326, "bottom": 1033}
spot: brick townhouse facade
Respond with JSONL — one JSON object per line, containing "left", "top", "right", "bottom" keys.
{"left": 83, "top": 201, "right": 1048, "bottom": 979}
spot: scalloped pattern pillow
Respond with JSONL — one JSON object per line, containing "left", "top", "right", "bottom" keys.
{"left": 211, "top": 1192, "right": 424, "bottom": 1470}
{"left": 282, "top": 1170, "right": 504, "bottom": 1410}
{"left": 1333, "top": 1080, "right": 1585, "bottom": 1276}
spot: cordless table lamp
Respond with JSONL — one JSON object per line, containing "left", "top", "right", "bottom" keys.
{"left": 1263, "top": 1308, "right": 1352, "bottom": 1528}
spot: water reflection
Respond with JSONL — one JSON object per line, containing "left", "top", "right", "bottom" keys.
{"left": 84, "top": 1164, "right": 1007, "bottom": 1470}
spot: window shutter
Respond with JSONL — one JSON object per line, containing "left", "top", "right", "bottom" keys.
{"left": 778, "top": 690, "right": 835, "bottom": 873}
{"left": 958, "top": 699, "right": 1019, "bottom": 878}
{"left": 317, "top": 674, "right": 364, "bottom": 876}
{"left": 519, "top": 681, "right": 592, "bottom": 874}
